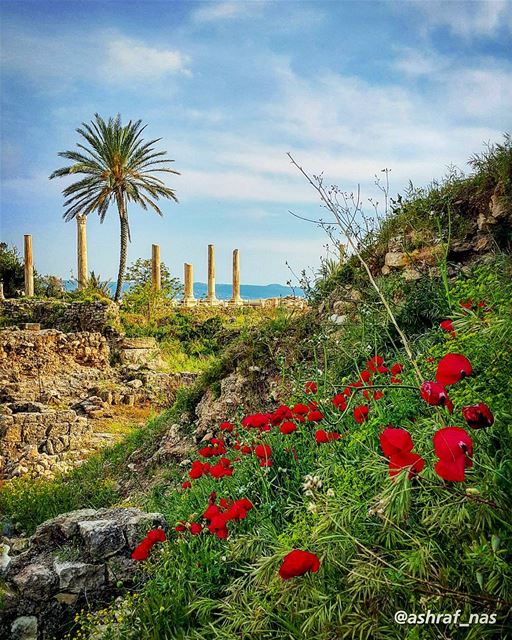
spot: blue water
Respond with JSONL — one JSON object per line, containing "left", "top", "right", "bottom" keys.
{"left": 64, "top": 281, "right": 304, "bottom": 300}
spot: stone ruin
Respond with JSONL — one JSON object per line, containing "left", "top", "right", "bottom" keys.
{"left": 0, "top": 325, "right": 194, "bottom": 480}
{"left": 0, "top": 507, "right": 168, "bottom": 640}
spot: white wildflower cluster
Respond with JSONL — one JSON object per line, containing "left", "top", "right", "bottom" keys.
{"left": 302, "top": 474, "right": 323, "bottom": 497}
{"left": 368, "top": 498, "right": 387, "bottom": 518}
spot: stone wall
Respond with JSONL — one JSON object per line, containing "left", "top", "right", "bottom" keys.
{"left": 0, "top": 299, "right": 121, "bottom": 337}
{"left": 0, "top": 407, "right": 91, "bottom": 479}
{"left": 0, "top": 507, "right": 167, "bottom": 640}
{"left": 0, "top": 329, "right": 111, "bottom": 405}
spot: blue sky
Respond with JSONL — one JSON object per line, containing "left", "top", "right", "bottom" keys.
{"left": 1, "top": 0, "right": 511, "bottom": 285}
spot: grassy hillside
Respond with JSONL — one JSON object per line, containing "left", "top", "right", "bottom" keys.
{"left": 1, "top": 139, "right": 511, "bottom": 639}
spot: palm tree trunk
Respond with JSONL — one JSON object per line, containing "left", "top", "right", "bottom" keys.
{"left": 114, "top": 199, "right": 129, "bottom": 302}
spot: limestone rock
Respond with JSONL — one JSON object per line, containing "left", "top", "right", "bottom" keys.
{"left": 10, "top": 616, "right": 38, "bottom": 640}
{"left": 53, "top": 560, "right": 105, "bottom": 593}
{"left": 12, "top": 563, "right": 57, "bottom": 600}
{"left": 78, "top": 520, "right": 125, "bottom": 560}
{"left": 384, "top": 251, "right": 409, "bottom": 268}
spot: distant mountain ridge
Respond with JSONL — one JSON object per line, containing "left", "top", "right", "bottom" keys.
{"left": 63, "top": 281, "right": 304, "bottom": 300}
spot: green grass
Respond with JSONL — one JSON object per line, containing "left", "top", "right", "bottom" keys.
{"left": 59, "top": 256, "right": 512, "bottom": 640}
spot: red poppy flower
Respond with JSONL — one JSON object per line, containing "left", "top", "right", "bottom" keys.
{"left": 259, "top": 458, "right": 273, "bottom": 467}
{"left": 315, "top": 429, "right": 329, "bottom": 444}
{"left": 279, "top": 550, "right": 320, "bottom": 580}
{"left": 436, "top": 353, "right": 472, "bottom": 386}
{"left": 460, "top": 299, "right": 473, "bottom": 309}
{"left": 391, "top": 363, "right": 404, "bottom": 375}
{"left": 379, "top": 427, "right": 414, "bottom": 457}
{"left": 353, "top": 404, "right": 369, "bottom": 424}
{"left": 280, "top": 421, "right": 297, "bottom": 434}
{"left": 390, "top": 376, "right": 402, "bottom": 384}
{"left": 254, "top": 444, "right": 272, "bottom": 459}
{"left": 315, "top": 429, "right": 339, "bottom": 444}
{"left": 146, "top": 529, "right": 166, "bottom": 543}
{"left": 367, "top": 356, "right": 384, "bottom": 372}
{"left": 219, "top": 421, "right": 234, "bottom": 432}
{"left": 292, "top": 403, "right": 309, "bottom": 415}
{"left": 433, "top": 427, "right": 473, "bottom": 482}
{"left": 419, "top": 381, "right": 454, "bottom": 413}
{"left": 131, "top": 538, "right": 152, "bottom": 561}
{"left": 305, "top": 381, "right": 318, "bottom": 394}
{"left": 203, "top": 504, "right": 221, "bottom": 520}
{"left": 182, "top": 481, "right": 192, "bottom": 489}
{"left": 175, "top": 522, "right": 187, "bottom": 532}
{"left": 462, "top": 403, "right": 494, "bottom": 429}
{"left": 388, "top": 452, "right": 425, "bottom": 479}
{"left": 241, "top": 445, "right": 252, "bottom": 455}
{"left": 332, "top": 394, "right": 347, "bottom": 410}
{"left": 360, "top": 370, "right": 372, "bottom": 383}
{"left": 190, "top": 523, "right": 202, "bottom": 536}
{"left": 440, "top": 319, "right": 456, "bottom": 337}
{"left": 307, "top": 409, "right": 324, "bottom": 422}
{"left": 189, "top": 460, "right": 211, "bottom": 479}
{"left": 373, "top": 391, "right": 384, "bottom": 400}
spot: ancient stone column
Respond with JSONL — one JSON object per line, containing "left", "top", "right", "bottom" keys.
{"left": 24, "top": 235, "right": 34, "bottom": 297}
{"left": 207, "top": 244, "right": 218, "bottom": 304}
{"left": 0, "top": 282, "right": 4, "bottom": 300}
{"left": 183, "top": 263, "right": 195, "bottom": 306}
{"left": 230, "top": 249, "right": 242, "bottom": 305}
{"left": 152, "top": 244, "right": 161, "bottom": 292}
{"left": 77, "top": 214, "right": 88, "bottom": 289}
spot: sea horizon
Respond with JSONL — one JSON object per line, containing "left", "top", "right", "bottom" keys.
{"left": 63, "top": 280, "right": 305, "bottom": 300}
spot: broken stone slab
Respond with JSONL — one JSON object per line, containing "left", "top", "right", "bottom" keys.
{"left": 78, "top": 520, "right": 126, "bottom": 560}
{"left": 12, "top": 563, "right": 57, "bottom": 600}
{"left": 53, "top": 560, "right": 105, "bottom": 593}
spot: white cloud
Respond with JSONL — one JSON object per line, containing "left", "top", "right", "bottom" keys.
{"left": 412, "top": 0, "right": 512, "bottom": 37}
{"left": 2, "top": 26, "right": 191, "bottom": 88}
{"left": 101, "top": 37, "right": 191, "bottom": 82}
{"left": 192, "top": 1, "right": 262, "bottom": 23}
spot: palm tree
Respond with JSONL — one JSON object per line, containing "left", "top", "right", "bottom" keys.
{"left": 50, "top": 114, "right": 179, "bottom": 301}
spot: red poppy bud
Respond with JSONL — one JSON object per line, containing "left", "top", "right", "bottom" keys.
{"left": 305, "top": 381, "right": 317, "bottom": 394}
{"left": 460, "top": 299, "right": 473, "bottom": 309}
{"left": 462, "top": 403, "right": 494, "bottom": 429}
{"left": 436, "top": 353, "right": 472, "bottom": 386}
{"left": 182, "top": 481, "right": 192, "bottom": 489}
{"left": 175, "top": 522, "right": 187, "bottom": 532}
{"left": 279, "top": 550, "right": 320, "bottom": 580}
{"left": 440, "top": 319, "right": 456, "bottom": 337}
{"left": 353, "top": 404, "right": 369, "bottom": 424}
